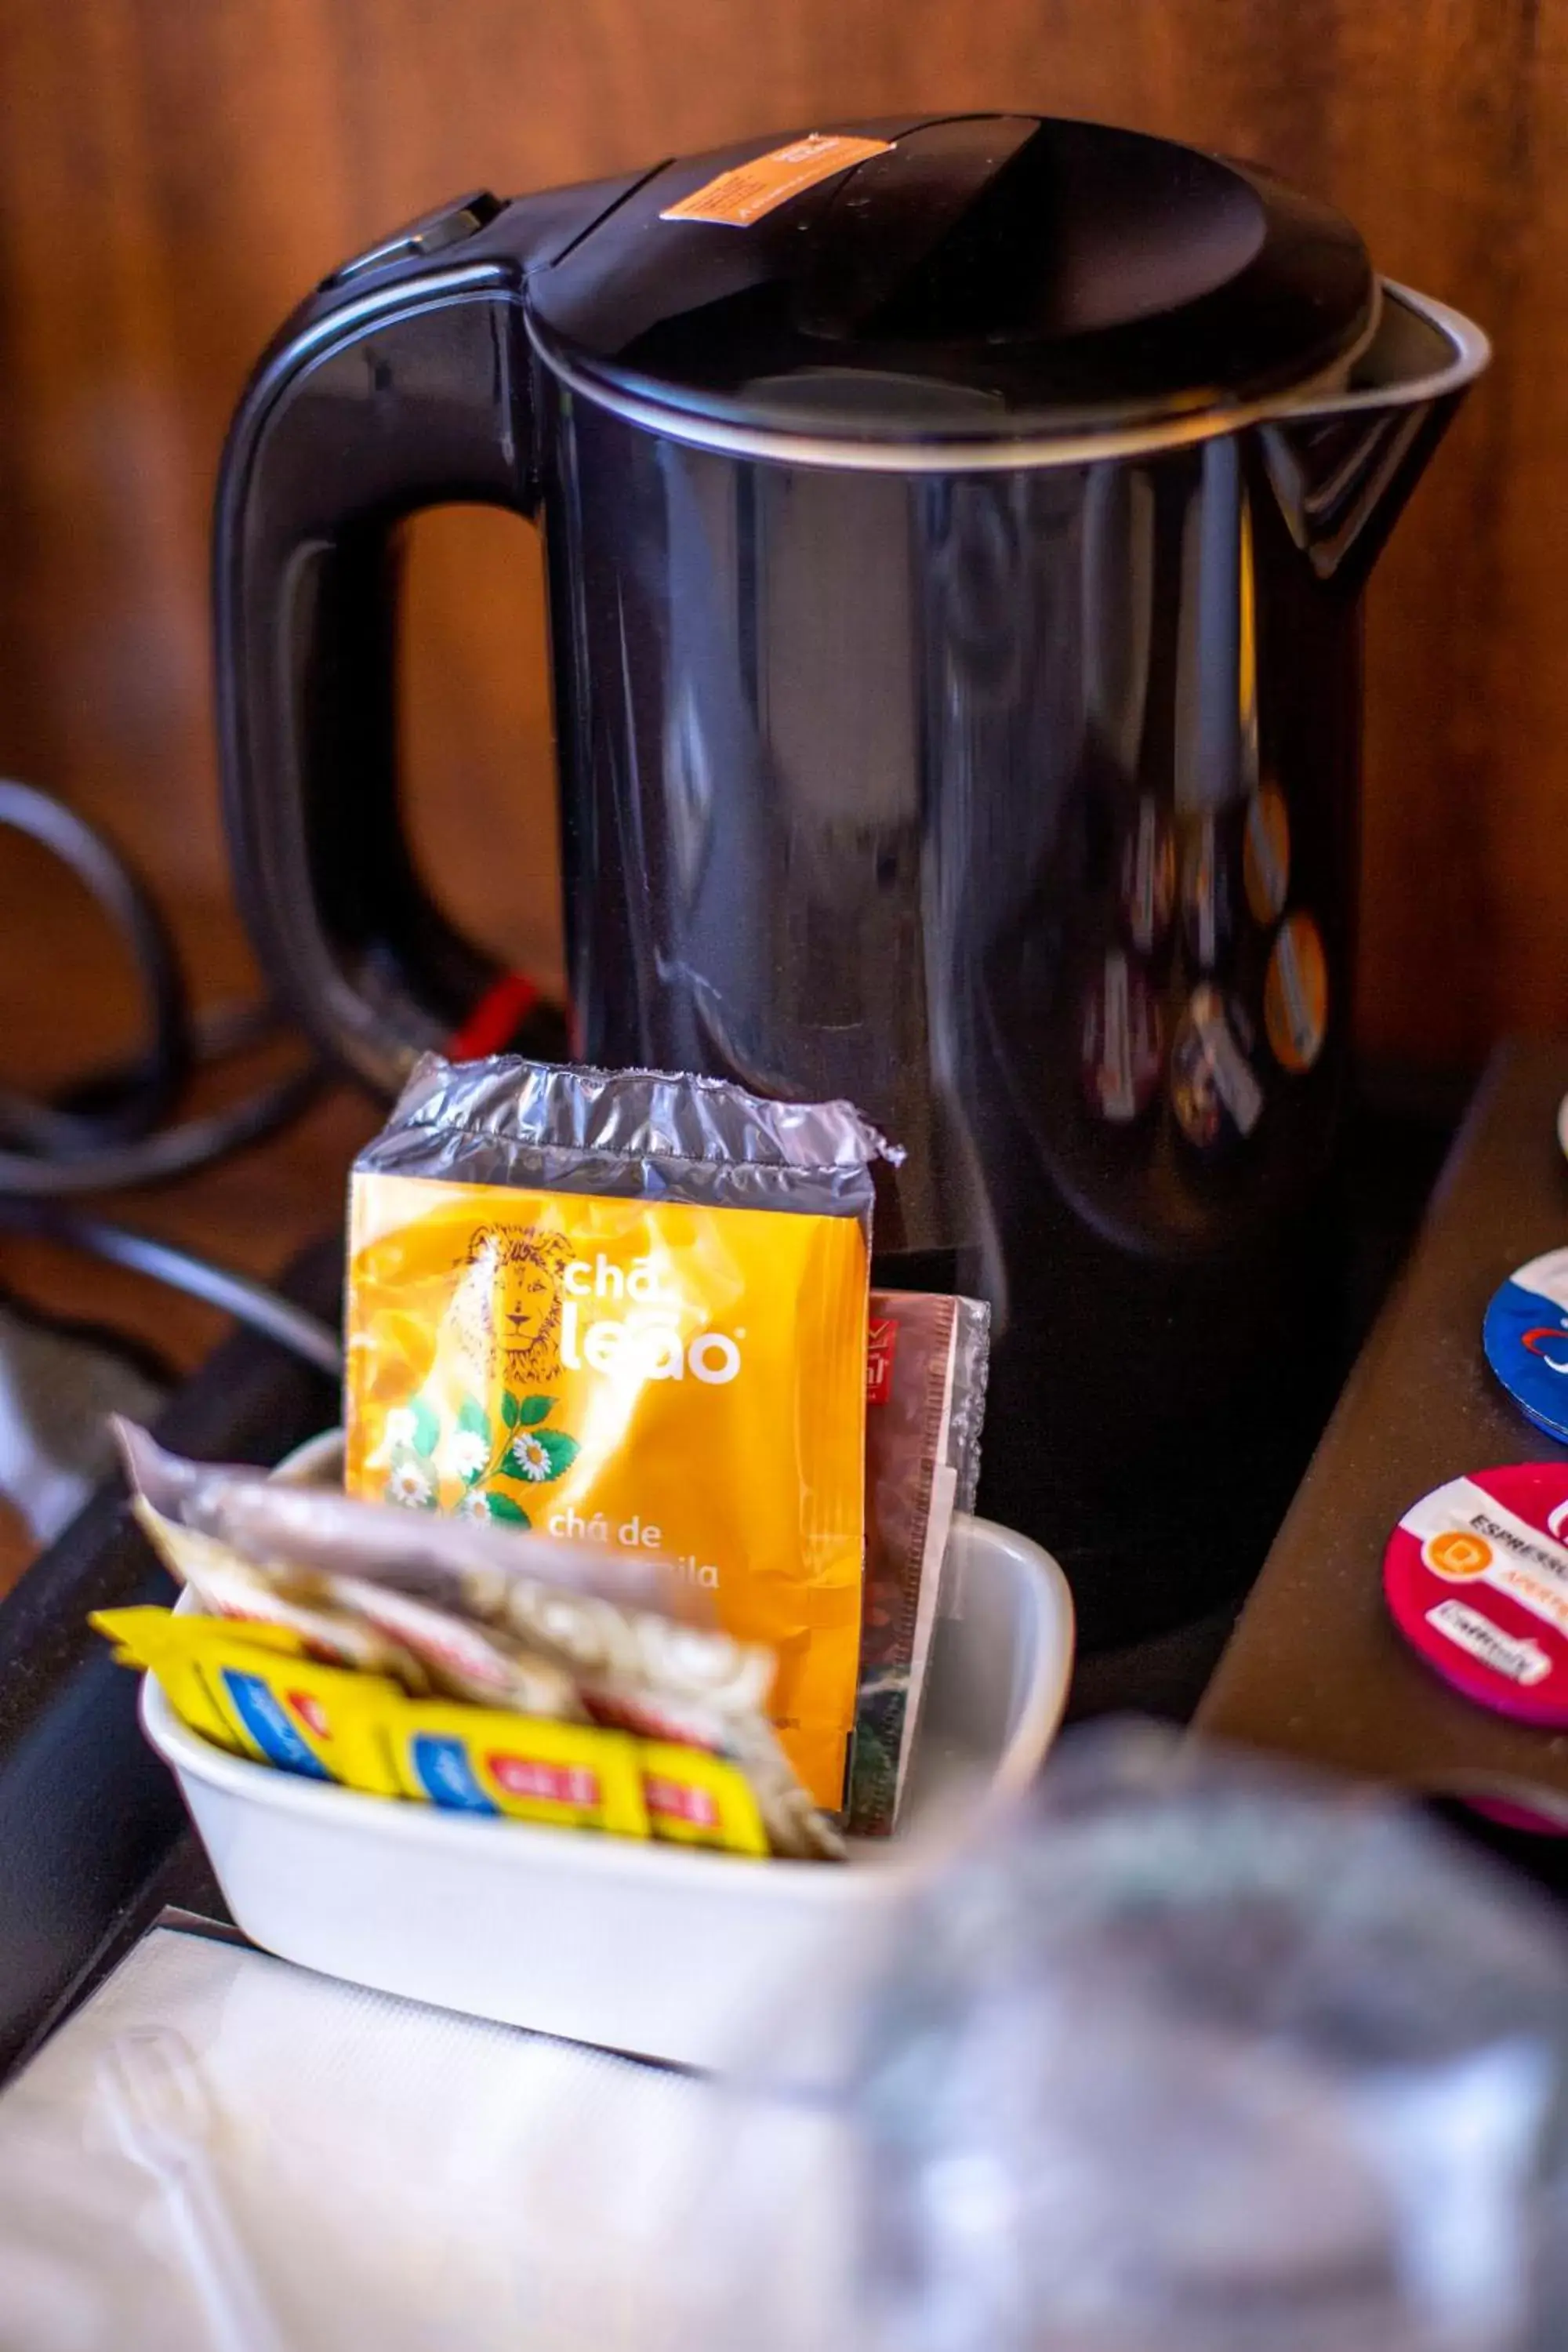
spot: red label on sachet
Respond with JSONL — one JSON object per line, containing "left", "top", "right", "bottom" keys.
{"left": 866, "top": 1319, "right": 898, "bottom": 1406}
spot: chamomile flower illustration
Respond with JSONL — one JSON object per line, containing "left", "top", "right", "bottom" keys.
{"left": 446, "top": 1429, "right": 489, "bottom": 1483}
{"left": 508, "top": 1432, "right": 553, "bottom": 1483}
{"left": 379, "top": 1385, "right": 579, "bottom": 1523}
{"left": 386, "top": 1458, "right": 434, "bottom": 1508}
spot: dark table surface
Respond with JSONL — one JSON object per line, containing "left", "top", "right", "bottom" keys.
{"left": 1199, "top": 1036, "right": 1568, "bottom": 1820}
{"left": 0, "top": 1242, "right": 338, "bottom": 2080}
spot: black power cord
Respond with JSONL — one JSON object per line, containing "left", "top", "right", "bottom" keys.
{"left": 0, "top": 777, "right": 338, "bottom": 1370}
{"left": 0, "top": 1202, "right": 341, "bottom": 1376}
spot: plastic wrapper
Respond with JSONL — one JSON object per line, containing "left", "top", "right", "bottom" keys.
{"left": 343, "top": 1054, "right": 897, "bottom": 1812}
{"left": 281, "top": 1570, "right": 586, "bottom": 1719}
{"left": 116, "top": 1418, "right": 692, "bottom": 1621}
{"left": 129, "top": 1501, "right": 436, "bottom": 1689}
{"left": 848, "top": 1291, "right": 990, "bottom": 1836}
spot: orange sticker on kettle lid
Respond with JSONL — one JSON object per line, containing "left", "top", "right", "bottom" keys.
{"left": 660, "top": 134, "right": 894, "bottom": 227}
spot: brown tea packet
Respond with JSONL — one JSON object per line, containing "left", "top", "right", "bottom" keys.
{"left": 848, "top": 1290, "right": 990, "bottom": 1838}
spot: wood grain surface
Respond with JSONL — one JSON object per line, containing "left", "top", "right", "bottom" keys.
{"left": 0, "top": 0, "right": 1561, "bottom": 1072}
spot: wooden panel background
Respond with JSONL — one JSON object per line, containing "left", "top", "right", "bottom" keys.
{"left": 0, "top": 0, "right": 1562, "bottom": 1069}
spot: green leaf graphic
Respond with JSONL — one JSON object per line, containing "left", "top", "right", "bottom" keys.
{"left": 485, "top": 1490, "right": 531, "bottom": 1529}
{"left": 408, "top": 1396, "right": 440, "bottom": 1460}
{"left": 500, "top": 1391, "right": 522, "bottom": 1429}
{"left": 456, "top": 1393, "right": 492, "bottom": 1450}
{"left": 516, "top": 1395, "right": 555, "bottom": 1428}
{"left": 533, "top": 1428, "right": 580, "bottom": 1481}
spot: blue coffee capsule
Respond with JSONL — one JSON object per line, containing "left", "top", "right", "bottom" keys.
{"left": 1483, "top": 1248, "right": 1568, "bottom": 1444}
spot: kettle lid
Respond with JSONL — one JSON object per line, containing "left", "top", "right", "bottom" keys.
{"left": 526, "top": 114, "right": 1377, "bottom": 448}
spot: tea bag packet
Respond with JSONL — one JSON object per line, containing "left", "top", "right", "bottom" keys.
{"left": 339, "top": 1061, "right": 888, "bottom": 1813}
{"left": 129, "top": 1497, "right": 434, "bottom": 1689}
{"left": 848, "top": 1291, "right": 990, "bottom": 1838}
{"left": 343, "top": 1058, "right": 893, "bottom": 1814}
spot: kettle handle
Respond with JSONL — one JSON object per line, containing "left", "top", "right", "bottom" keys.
{"left": 214, "top": 179, "right": 652, "bottom": 1096}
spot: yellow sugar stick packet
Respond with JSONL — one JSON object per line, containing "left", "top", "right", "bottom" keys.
{"left": 94, "top": 1607, "right": 402, "bottom": 1795}
{"left": 384, "top": 1700, "right": 650, "bottom": 1835}
{"left": 637, "top": 1740, "right": 768, "bottom": 1857}
{"left": 92, "top": 1606, "right": 274, "bottom": 1751}
{"left": 98, "top": 1610, "right": 772, "bottom": 1855}
{"left": 385, "top": 1704, "right": 767, "bottom": 1852}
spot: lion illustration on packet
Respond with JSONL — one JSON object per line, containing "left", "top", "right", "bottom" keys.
{"left": 358, "top": 1215, "right": 583, "bottom": 1523}
{"left": 449, "top": 1222, "right": 572, "bottom": 1387}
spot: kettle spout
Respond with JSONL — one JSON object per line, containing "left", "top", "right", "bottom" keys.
{"left": 1255, "top": 284, "right": 1490, "bottom": 587}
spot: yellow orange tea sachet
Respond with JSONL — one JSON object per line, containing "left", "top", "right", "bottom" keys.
{"left": 343, "top": 1057, "right": 894, "bottom": 1813}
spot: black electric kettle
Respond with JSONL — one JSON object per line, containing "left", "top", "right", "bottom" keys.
{"left": 216, "top": 114, "right": 1487, "bottom": 1646}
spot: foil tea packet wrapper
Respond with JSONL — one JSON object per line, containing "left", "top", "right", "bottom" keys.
{"left": 342, "top": 1054, "right": 897, "bottom": 1814}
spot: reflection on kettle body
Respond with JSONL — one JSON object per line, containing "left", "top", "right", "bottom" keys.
{"left": 1083, "top": 466, "right": 1156, "bottom": 783}
{"left": 1175, "top": 437, "right": 1250, "bottom": 815}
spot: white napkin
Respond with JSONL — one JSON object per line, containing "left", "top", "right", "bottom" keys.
{"left": 0, "top": 1924, "right": 796, "bottom": 2352}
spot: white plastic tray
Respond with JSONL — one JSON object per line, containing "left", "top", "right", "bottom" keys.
{"left": 140, "top": 1514, "right": 1073, "bottom": 2071}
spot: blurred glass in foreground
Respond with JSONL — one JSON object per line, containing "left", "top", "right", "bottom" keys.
{"left": 634, "top": 1726, "right": 1568, "bottom": 2352}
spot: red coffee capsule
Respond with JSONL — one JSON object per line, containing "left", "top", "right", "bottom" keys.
{"left": 1383, "top": 1465, "right": 1568, "bottom": 1728}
